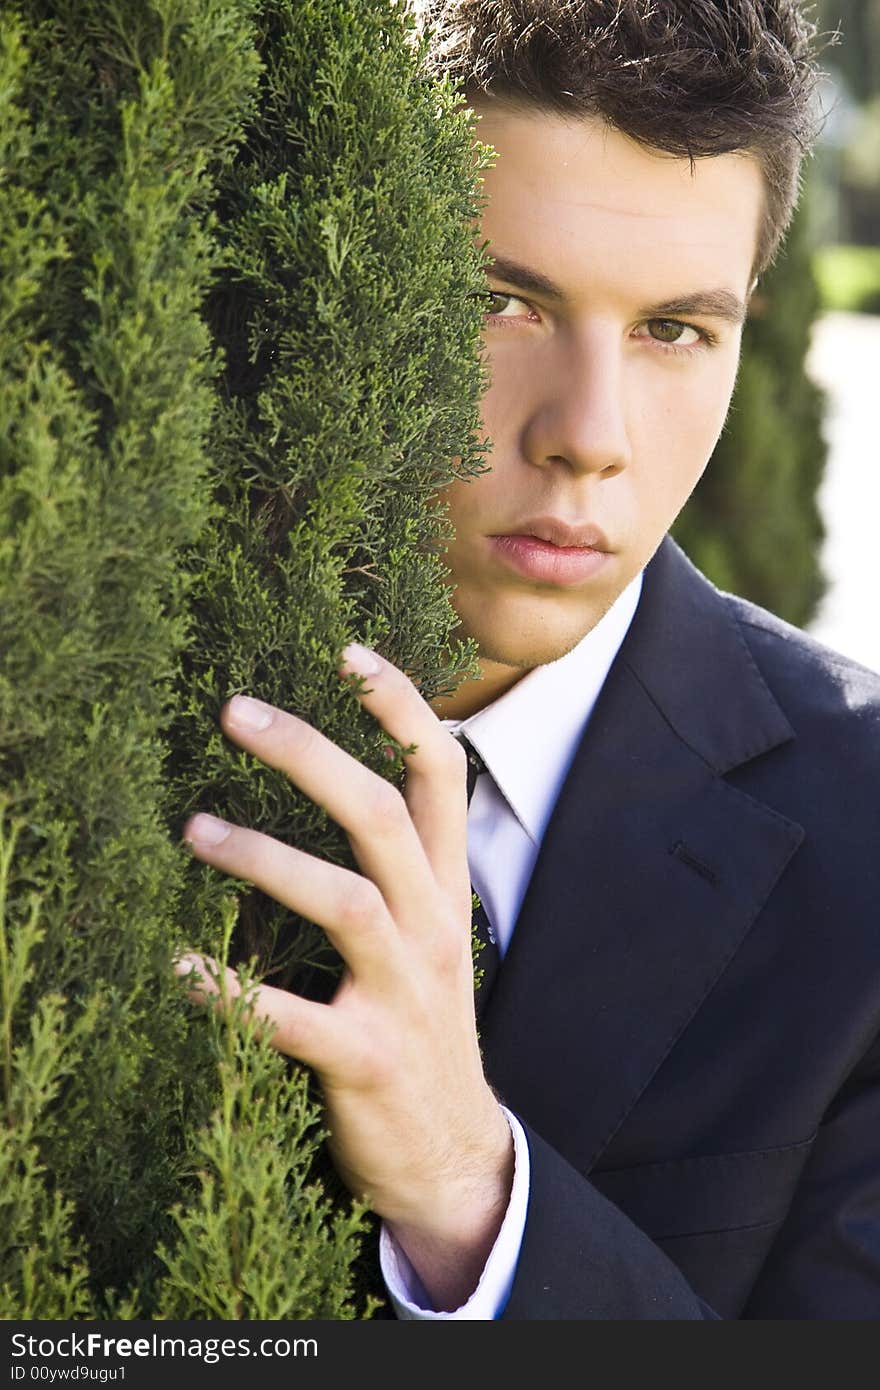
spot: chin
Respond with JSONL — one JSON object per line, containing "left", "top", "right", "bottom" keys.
{"left": 473, "top": 615, "right": 610, "bottom": 670}
{"left": 453, "top": 586, "right": 620, "bottom": 671}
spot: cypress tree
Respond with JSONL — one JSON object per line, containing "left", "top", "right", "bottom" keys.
{"left": 1, "top": 0, "right": 487, "bottom": 1318}
{"left": 672, "top": 194, "right": 828, "bottom": 627}
{"left": 161, "top": 0, "right": 489, "bottom": 1317}
{"left": 0, "top": 0, "right": 262, "bottom": 1313}
{"left": 170, "top": 0, "right": 487, "bottom": 991}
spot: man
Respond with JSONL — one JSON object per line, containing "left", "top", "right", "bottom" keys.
{"left": 180, "top": 1, "right": 880, "bottom": 1318}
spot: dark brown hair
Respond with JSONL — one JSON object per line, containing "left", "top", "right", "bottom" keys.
{"left": 411, "top": 0, "right": 824, "bottom": 273}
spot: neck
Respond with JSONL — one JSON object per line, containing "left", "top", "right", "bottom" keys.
{"left": 431, "top": 656, "right": 532, "bottom": 721}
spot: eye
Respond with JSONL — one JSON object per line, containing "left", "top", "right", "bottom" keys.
{"left": 643, "top": 318, "right": 702, "bottom": 348}
{"left": 478, "top": 291, "right": 536, "bottom": 320}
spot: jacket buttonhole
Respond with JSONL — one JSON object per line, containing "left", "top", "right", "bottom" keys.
{"left": 669, "top": 840, "right": 720, "bottom": 887}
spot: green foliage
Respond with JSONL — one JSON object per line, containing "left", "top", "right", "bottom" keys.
{"left": 155, "top": 916, "right": 376, "bottom": 1320}
{"left": 814, "top": 241, "right": 880, "bottom": 311}
{"left": 0, "top": 0, "right": 253, "bottom": 1307}
{"left": 842, "top": 94, "right": 880, "bottom": 189}
{"left": 673, "top": 195, "right": 828, "bottom": 627}
{"left": 170, "top": 0, "right": 488, "bottom": 987}
{"left": 0, "top": 809, "right": 95, "bottom": 1319}
{"left": 816, "top": 0, "right": 880, "bottom": 104}
{"left": 1, "top": 0, "right": 485, "bottom": 1318}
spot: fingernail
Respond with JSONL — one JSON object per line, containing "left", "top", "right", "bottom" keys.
{"left": 226, "top": 695, "right": 275, "bottom": 732}
{"left": 341, "top": 643, "right": 381, "bottom": 677}
{"left": 184, "top": 813, "right": 232, "bottom": 847}
{"left": 173, "top": 952, "right": 200, "bottom": 977}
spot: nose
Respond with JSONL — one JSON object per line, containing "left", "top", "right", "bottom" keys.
{"left": 520, "top": 328, "right": 631, "bottom": 479}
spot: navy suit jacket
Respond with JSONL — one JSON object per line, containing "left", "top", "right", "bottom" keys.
{"left": 477, "top": 536, "right": 880, "bottom": 1319}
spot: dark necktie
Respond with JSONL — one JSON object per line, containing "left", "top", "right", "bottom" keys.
{"left": 459, "top": 736, "right": 501, "bottom": 1019}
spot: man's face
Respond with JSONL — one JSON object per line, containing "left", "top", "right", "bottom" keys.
{"left": 437, "top": 103, "right": 764, "bottom": 687}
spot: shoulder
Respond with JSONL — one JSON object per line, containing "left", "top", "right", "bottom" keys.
{"left": 629, "top": 540, "right": 880, "bottom": 773}
{"left": 722, "top": 590, "right": 880, "bottom": 735}
{"left": 718, "top": 592, "right": 880, "bottom": 1016}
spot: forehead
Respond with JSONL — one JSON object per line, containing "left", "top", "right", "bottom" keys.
{"left": 472, "top": 102, "right": 764, "bottom": 302}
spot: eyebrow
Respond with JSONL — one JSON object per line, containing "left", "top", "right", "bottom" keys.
{"left": 486, "top": 255, "right": 567, "bottom": 303}
{"left": 485, "top": 253, "right": 748, "bottom": 325}
{"left": 640, "top": 291, "right": 748, "bottom": 326}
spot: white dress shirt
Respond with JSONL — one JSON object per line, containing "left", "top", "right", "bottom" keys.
{"left": 381, "top": 572, "right": 644, "bottom": 1318}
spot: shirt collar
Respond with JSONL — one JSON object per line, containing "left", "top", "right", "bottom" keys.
{"left": 447, "top": 573, "right": 643, "bottom": 843}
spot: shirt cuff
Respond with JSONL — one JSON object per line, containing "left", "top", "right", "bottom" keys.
{"left": 378, "top": 1106, "right": 529, "bottom": 1320}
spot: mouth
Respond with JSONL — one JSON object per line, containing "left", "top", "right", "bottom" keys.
{"left": 489, "top": 518, "right": 613, "bottom": 587}
{"left": 509, "top": 518, "right": 611, "bottom": 551}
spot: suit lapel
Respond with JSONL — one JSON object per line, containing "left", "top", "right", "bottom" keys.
{"left": 479, "top": 539, "right": 804, "bottom": 1173}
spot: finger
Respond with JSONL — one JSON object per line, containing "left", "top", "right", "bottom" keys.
{"left": 338, "top": 644, "right": 470, "bottom": 899}
{"left": 182, "top": 815, "right": 397, "bottom": 983}
{"left": 217, "top": 694, "right": 438, "bottom": 926}
{"left": 174, "top": 951, "right": 355, "bottom": 1075}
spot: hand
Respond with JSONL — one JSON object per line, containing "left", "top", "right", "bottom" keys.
{"left": 179, "top": 644, "right": 514, "bottom": 1311}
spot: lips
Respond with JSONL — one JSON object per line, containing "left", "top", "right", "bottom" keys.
{"left": 507, "top": 517, "right": 611, "bottom": 552}
{"left": 489, "top": 518, "right": 612, "bottom": 586}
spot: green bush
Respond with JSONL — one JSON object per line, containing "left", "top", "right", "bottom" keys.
{"left": 673, "top": 194, "right": 828, "bottom": 627}
{"left": 813, "top": 243, "right": 880, "bottom": 314}
{"left": 0, "top": 0, "right": 486, "bottom": 1318}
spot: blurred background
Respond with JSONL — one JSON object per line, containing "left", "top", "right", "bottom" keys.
{"left": 807, "top": 0, "right": 880, "bottom": 670}
{"left": 673, "top": 0, "right": 880, "bottom": 673}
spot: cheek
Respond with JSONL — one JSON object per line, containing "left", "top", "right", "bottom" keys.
{"left": 625, "top": 380, "right": 736, "bottom": 537}
{"left": 477, "top": 341, "right": 531, "bottom": 441}
{"left": 638, "top": 355, "right": 739, "bottom": 477}
{"left": 437, "top": 469, "right": 495, "bottom": 538}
